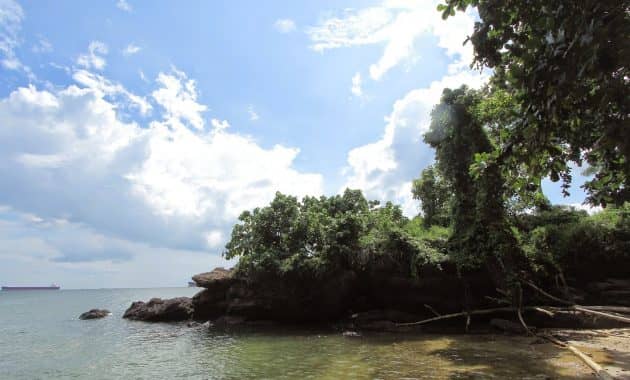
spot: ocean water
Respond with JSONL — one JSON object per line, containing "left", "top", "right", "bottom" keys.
{"left": 0, "top": 288, "right": 591, "bottom": 379}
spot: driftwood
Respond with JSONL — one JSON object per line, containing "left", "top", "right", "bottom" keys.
{"left": 524, "top": 281, "right": 630, "bottom": 325}
{"left": 424, "top": 304, "right": 441, "bottom": 317}
{"left": 542, "top": 334, "right": 614, "bottom": 380}
{"left": 396, "top": 307, "right": 518, "bottom": 327}
{"left": 396, "top": 305, "right": 630, "bottom": 327}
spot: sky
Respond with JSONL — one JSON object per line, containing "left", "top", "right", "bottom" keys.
{"left": 0, "top": 0, "right": 593, "bottom": 288}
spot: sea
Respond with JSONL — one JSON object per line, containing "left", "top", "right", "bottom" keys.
{"left": 0, "top": 287, "right": 591, "bottom": 379}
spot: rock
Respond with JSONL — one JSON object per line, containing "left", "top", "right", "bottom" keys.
{"left": 192, "top": 267, "right": 233, "bottom": 288}
{"left": 79, "top": 309, "right": 110, "bottom": 320}
{"left": 192, "top": 288, "right": 229, "bottom": 321}
{"left": 123, "top": 297, "right": 193, "bottom": 322}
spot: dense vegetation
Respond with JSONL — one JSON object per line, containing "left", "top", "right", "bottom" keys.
{"left": 223, "top": 0, "right": 629, "bottom": 308}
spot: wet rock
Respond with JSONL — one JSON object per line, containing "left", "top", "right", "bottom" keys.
{"left": 192, "top": 288, "right": 230, "bottom": 321}
{"left": 79, "top": 309, "right": 110, "bottom": 320}
{"left": 123, "top": 297, "right": 192, "bottom": 322}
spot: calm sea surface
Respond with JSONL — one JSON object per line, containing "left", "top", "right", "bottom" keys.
{"left": 0, "top": 288, "right": 590, "bottom": 379}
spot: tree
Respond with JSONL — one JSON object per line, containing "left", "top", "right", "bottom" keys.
{"left": 412, "top": 165, "right": 451, "bottom": 227}
{"left": 425, "top": 86, "right": 521, "bottom": 296}
{"left": 439, "top": 0, "right": 629, "bottom": 206}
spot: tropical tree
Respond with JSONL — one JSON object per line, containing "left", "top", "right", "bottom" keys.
{"left": 439, "top": 0, "right": 629, "bottom": 206}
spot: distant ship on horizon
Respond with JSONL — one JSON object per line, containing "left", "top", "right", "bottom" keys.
{"left": 1, "top": 284, "right": 61, "bottom": 291}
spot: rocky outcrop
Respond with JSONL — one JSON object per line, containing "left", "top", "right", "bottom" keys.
{"left": 123, "top": 297, "right": 192, "bottom": 322}
{"left": 79, "top": 309, "right": 110, "bottom": 320}
{"left": 191, "top": 268, "right": 237, "bottom": 321}
{"left": 192, "top": 267, "right": 234, "bottom": 288}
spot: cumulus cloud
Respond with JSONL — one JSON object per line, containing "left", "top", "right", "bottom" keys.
{"left": 307, "top": 0, "right": 475, "bottom": 80}
{"left": 122, "top": 43, "right": 141, "bottom": 56}
{"left": 0, "top": 0, "right": 27, "bottom": 71}
{"left": 247, "top": 105, "right": 259, "bottom": 121}
{"left": 73, "top": 69, "right": 152, "bottom": 115}
{"left": 152, "top": 68, "right": 207, "bottom": 130}
{"left": 31, "top": 35, "right": 53, "bottom": 53}
{"left": 274, "top": 18, "right": 296, "bottom": 33}
{"left": 0, "top": 206, "right": 231, "bottom": 288}
{"left": 339, "top": 3, "right": 486, "bottom": 216}
{"left": 351, "top": 72, "right": 363, "bottom": 97}
{"left": 77, "top": 41, "right": 108, "bottom": 70}
{"left": 0, "top": 68, "right": 324, "bottom": 268}
{"left": 116, "top": 0, "right": 132, "bottom": 12}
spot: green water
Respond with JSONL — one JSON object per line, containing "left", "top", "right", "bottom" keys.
{"left": 0, "top": 288, "right": 590, "bottom": 379}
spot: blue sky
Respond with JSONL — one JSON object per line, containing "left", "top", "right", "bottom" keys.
{"left": 0, "top": 0, "right": 592, "bottom": 288}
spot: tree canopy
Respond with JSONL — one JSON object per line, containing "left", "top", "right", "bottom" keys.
{"left": 439, "top": 0, "right": 629, "bottom": 206}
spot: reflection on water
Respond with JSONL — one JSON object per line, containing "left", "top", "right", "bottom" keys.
{"left": 0, "top": 288, "right": 591, "bottom": 379}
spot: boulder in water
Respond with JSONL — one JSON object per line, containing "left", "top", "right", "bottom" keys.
{"left": 123, "top": 297, "right": 192, "bottom": 322}
{"left": 79, "top": 309, "right": 110, "bottom": 320}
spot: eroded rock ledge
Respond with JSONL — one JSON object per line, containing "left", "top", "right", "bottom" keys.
{"left": 122, "top": 267, "right": 630, "bottom": 331}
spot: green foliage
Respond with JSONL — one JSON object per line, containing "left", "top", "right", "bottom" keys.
{"left": 424, "top": 86, "right": 520, "bottom": 274}
{"left": 521, "top": 204, "right": 630, "bottom": 279}
{"left": 411, "top": 165, "right": 452, "bottom": 227}
{"left": 440, "top": 0, "right": 629, "bottom": 206}
{"left": 225, "top": 189, "right": 448, "bottom": 280}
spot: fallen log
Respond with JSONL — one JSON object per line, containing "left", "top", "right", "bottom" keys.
{"left": 573, "top": 306, "right": 630, "bottom": 324}
{"left": 396, "top": 307, "right": 517, "bottom": 327}
{"left": 396, "top": 305, "right": 630, "bottom": 327}
{"left": 525, "top": 281, "right": 630, "bottom": 325}
{"left": 542, "top": 334, "right": 614, "bottom": 380}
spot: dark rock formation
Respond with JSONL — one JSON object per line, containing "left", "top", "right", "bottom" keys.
{"left": 79, "top": 309, "right": 110, "bottom": 320}
{"left": 123, "top": 297, "right": 192, "bottom": 322}
{"left": 191, "top": 268, "right": 237, "bottom": 321}
{"left": 124, "top": 265, "right": 629, "bottom": 330}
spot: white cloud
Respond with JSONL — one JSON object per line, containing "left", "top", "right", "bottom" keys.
{"left": 307, "top": 0, "right": 475, "bottom": 80}
{"left": 31, "top": 36, "right": 53, "bottom": 53}
{"left": 122, "top": 43, "right": 141, "bottom": 56}
{"left": 116, "top": 0, "right": 132, "bottom": 12}
{"left": 0, "top": 0, "right": 26, "bottom": 71}
{"left": 247, "top": 105, "right": 259, "bottom": 121}
{"left": 569, "top": 203, "right": 602, "bottom": 215}
{"left": 210, "top": 118, "right": 230, "bottom": 132}
{"left": 77, "top": 41, "right": 108, "bottom": 71}
{"left": 0, "top": 69, "right": 323, "bottom": 267}
{"left": 343, "top": 70, "right": 488, "bottom": 215}
{"left": 351, "top": 72, "right": 363, "bottom": 97}
{"left": 73, "top": 69, "right": 152, "bottom": 115}
{"left": 274, "top": 18, "right": 296, "bottom": 33}
{"left": 152, "top": 68, "right": 207, "bottom": 130}
{"left": 336, "top": 1, "right": 487, "bottom": 216}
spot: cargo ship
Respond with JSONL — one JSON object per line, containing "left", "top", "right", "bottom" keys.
{"left": 1, "top": 284, "right": 60, "bottom": 291}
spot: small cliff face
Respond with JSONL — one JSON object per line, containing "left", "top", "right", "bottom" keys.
{"left": 121, "top": 265, "right": 493, "bottom": 323}
{"left": 122, "top": 266, "right": 630, "bottom": 326}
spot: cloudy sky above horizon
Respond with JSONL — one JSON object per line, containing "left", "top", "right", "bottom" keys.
{"left": 0, "top": 0, "right": 591, "bottom": 288}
